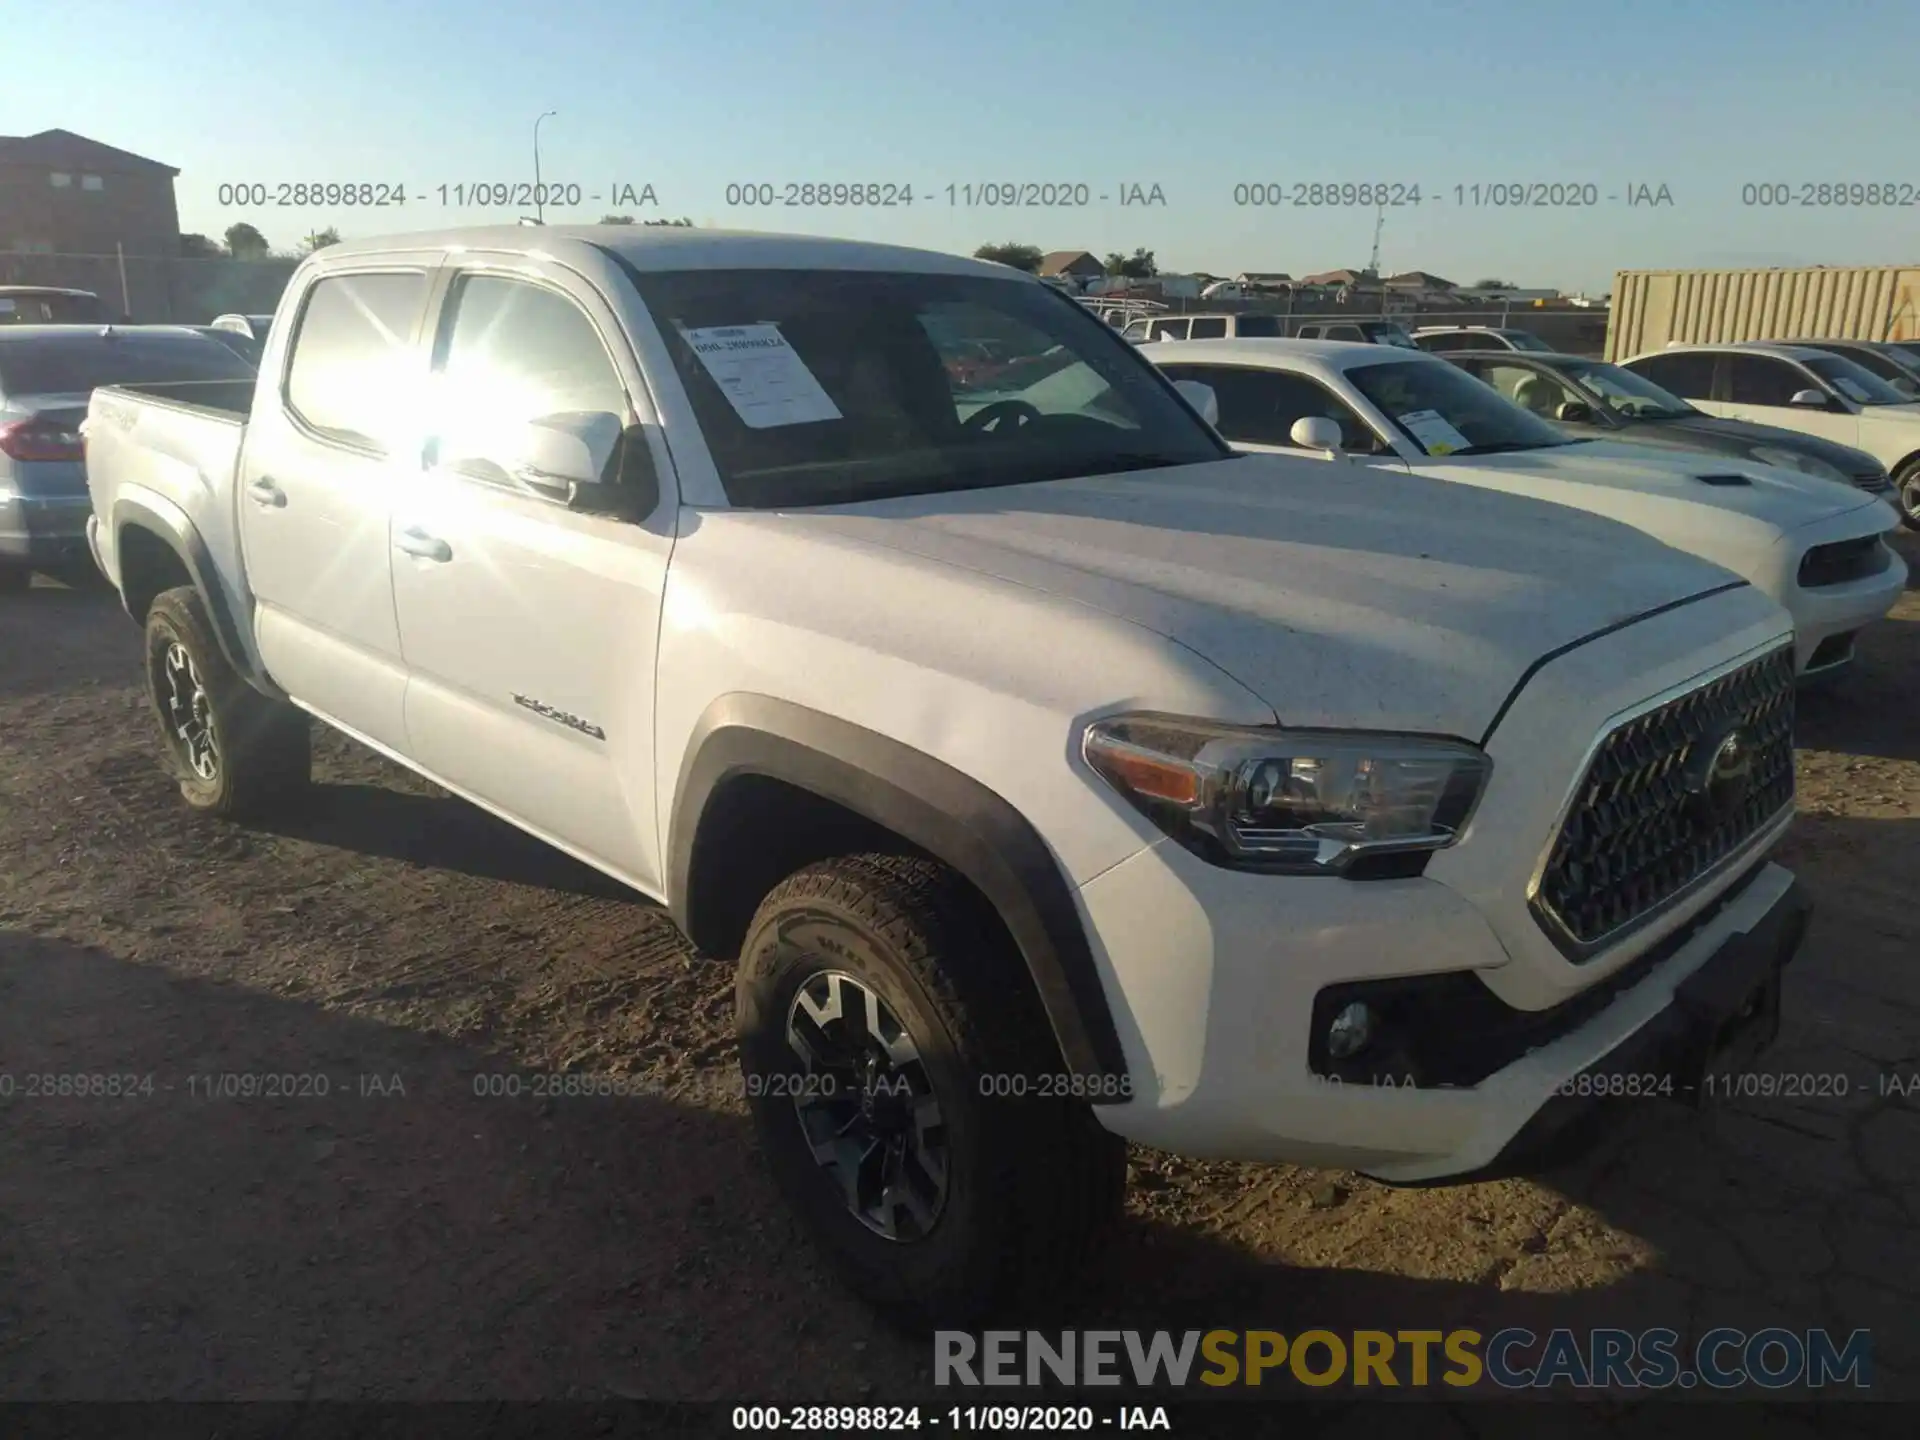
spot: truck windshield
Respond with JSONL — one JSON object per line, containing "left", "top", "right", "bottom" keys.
{"left": 621, "top": 267, "right": 1229, "bottom": 507}
{"left": 1348, "top": 356, "right": 1582, "bottom": 456}
{"left": 0, "top": 333, "right": 256, "bottom": 398}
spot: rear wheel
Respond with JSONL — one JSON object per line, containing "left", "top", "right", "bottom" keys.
{"left": 144, "top": 586, "right": 310, "bottom": 819}
{"left": 735, "top": 853, "right": 1128, "bottom": 1332}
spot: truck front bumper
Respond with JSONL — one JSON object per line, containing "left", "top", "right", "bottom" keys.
{"left": 1078, "top": 839, "right": 1810, "bottom": 1183}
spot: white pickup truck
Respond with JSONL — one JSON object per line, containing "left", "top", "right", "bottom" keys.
{"left": 84, "top": 224, "right": 1812, "bottom": 1329}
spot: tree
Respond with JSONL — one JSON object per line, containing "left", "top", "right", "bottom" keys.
{"left": 599, "top": 213, "right": 637, "bottom": 224}
{"left": 973, "top": 243, "right": 1043, "bottom": 273}
{"left": 642, "top": 216, "right": 694, "bottom": 226}
{"left": 180, "top": 233, "right": 222, "bottom": 259}
{"left": 1104, "top": 248, "right": 1157, "bottom": 279}
{"left": 224, "top": 223, "right": 270, "bottom": 260}
{"left": 1471, "top": 277, "right": 1514, "bottom": 290}
{"left": 302, "top": 228, "right": 342, "bottom": 253}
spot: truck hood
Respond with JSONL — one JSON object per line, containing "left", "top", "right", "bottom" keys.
{"left": 791, "top": 453, "right": 1745, "bottom": 738}
{"left": 1421, "top": 440, "right": 1871, "bottom": 526}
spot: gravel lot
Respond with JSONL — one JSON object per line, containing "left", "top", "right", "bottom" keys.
{"left": 1, "top": 539, "right": 1916, "bottom": 1414}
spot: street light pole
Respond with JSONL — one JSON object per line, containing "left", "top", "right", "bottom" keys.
{"left": 533, "top": 110, "right": 557, "bottom": 224}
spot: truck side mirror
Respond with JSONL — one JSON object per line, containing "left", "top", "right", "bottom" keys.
{"left": 1789, "top": 388, "right": 1831, "bottom": 409}
{"left": 513, "top": 410, "right": 653, "bottom": 517}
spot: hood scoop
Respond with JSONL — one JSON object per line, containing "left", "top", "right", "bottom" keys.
{"left": 1690, "top": 472, "right": 1753, "bottom": 487}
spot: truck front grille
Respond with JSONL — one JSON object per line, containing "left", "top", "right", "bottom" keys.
{"left": 1532, "top": 647, "right": 1796, "bottom": 959}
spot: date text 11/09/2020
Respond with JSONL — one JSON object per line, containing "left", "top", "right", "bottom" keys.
{"left": 1313, "top": 1070, "right": 1920, "bottom": 1100}
{"left": 214, "top": 183, "right": 661, "bottom": 209}
{"left": 1231, "top": 182, "right": 1676, "bottom": 208}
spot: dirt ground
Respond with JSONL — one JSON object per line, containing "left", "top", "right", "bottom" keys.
{"left": 1, "top": 537, "right": 1917, "bottom": 1418}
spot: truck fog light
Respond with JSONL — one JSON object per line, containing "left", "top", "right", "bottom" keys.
{"left": 1327, "top": 1002, "right": 1375, "bottom": 1060}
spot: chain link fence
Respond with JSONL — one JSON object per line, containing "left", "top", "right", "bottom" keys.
{"left": 0, "top": 250, "right": 298, "bottom": 324}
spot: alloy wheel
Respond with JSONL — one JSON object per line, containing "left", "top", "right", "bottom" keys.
{"left": 161, "top": 642, "right": 218, "bottom": 781}
{"left": 785, "top": 969, "right": 950, "bottom": 1241}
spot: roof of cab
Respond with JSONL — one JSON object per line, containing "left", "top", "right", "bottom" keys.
{"left": 304, "top": 224, "right": 1026, "bottom": 279}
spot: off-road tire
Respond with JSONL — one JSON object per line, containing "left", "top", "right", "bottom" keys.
{"left": 736, "top": 852, "right": 1128, "bottom": 1333}
{"left": 144, "top": 585, "right": 310, "bottom": 820}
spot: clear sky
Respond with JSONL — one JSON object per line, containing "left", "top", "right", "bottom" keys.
{"left": 12, "top": 0, "right": 1920, "bottom": 292}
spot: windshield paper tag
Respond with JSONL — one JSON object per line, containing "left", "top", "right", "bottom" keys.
{"left": 680, "top": 323, "right": 842, "bottom": 429}
{"left": 1398, "top": 408, "right": 1470, "bottom": 456}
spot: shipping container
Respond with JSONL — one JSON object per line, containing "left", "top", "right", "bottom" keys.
{"left": 1606, "top": 265, "right": 1920, "bottom": 360}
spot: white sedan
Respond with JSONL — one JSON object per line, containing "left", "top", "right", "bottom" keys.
{"left": 1138, "top": 337, "right": 1907, "bottom": 681}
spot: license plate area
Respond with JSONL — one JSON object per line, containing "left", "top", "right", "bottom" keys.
{"left": 1671, "top": 924, "right": 1785, "bottom": 1103}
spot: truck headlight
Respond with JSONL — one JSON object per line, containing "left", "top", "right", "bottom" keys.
{"left": 1082, "top": 713, "right": 1491, "bottom": 875}
{"left": 1748, "top": 445, "right": 1848, "bottom": 484}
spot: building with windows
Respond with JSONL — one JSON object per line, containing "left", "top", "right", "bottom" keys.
{"left": 0, "top": 129, "right": 181, "bottom": 256}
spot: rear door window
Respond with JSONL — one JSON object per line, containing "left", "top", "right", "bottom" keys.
{"left": 283, "top": 271, "right": 430, "bottom": 452}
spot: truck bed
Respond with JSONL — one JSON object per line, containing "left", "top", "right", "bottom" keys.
{"left": 84, "top": 378, "right": 258, "bottom": 626}
{"left": 95, "top": 378, "right": 257, "bottom": 421}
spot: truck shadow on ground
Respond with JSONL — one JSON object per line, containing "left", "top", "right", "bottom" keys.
{"left": 5, "top": 803, "right": 1913, "bottom": 1405}
{"left": 247, "top": 780, "right": 648, "bottom": 904}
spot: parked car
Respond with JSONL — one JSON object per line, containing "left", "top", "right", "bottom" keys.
{"left": 1118, "top": 312, "right": 1288, "bottom": 344}
{"left": 1291, "top": 318, "right": 1419, "bottom": 347}
{"left": 169, "top": 325, "right": 262, "bottom": 365}
{"left": 1770, "top": 338, "right": 1920, "bottom": 398}
{"left": 2, "top": 325, "right": 257, "bottom": 591}
{"left": 0, "top": 286, "right": 109, "bottom": 326}
{"left": 1619, "top": 341, "right": 1920, "bottom": 528}
{"left": 1439, "top": 349, "right": 1895, "bottom": 499}
{"left": 87, "top": 224, "right": 1811, "bottom": 1328}
{"left": 1413, "top": 326, "right": 1555, "bottom": 354}
{"left": 206, "top": 313, "right": 275, "bottom": 363}
{"left": 1142, "top": 337, "right": 1904, "bottom": 680}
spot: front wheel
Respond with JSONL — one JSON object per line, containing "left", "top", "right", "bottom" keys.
{"left": 1896, "top": 458, "right": 1920, "bottom": 530}
{"left": 735, "top": 853, "right": 1127, "bottom": 1332}
{"left": 144, "top": 586, "right": 311, "bottom": 819}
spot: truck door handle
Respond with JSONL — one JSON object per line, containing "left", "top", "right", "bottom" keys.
{"left": 395, "top": 527, "right": 453, "bottom": 563}
{"left": 247, "top": 476, "right": 286, "bottom": 508}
